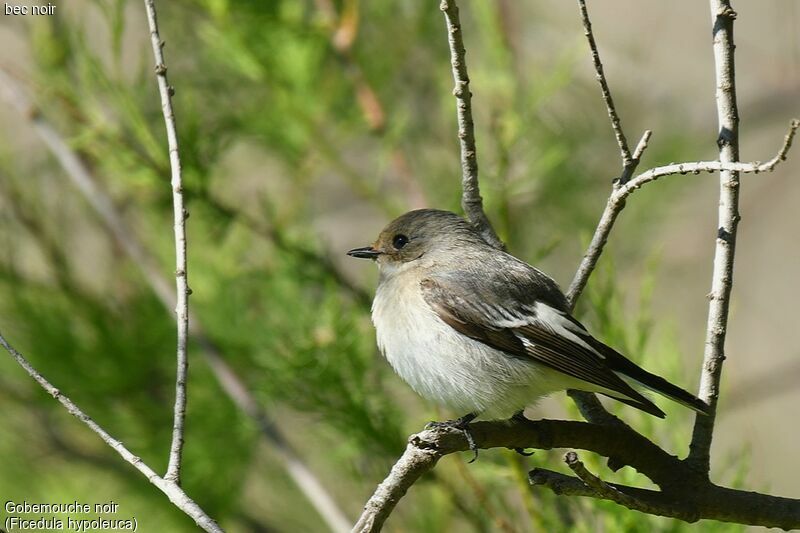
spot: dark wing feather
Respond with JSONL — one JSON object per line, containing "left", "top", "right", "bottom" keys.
{"left": 420, "top": 274, "right": 667, "bottom": 418}
{"left": 567, "top": 320, "right": 710, "bottom": 415}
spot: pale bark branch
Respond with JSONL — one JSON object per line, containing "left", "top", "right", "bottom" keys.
{"left": 565, "top": 120, "right": 797, "bottom": 306}
{"left": 143, "top": 0, "right": 190, "bottom": 486}
{"left": 577, "top": 0, "right": 632, "bottom": 167}
{"left": 0, "top": 333, "right": 223, "bottom": 533}
{"left": 687, "top": 0, "right": 742, "bottom": 476}
{"left": 566, "top": 0, "right": 656, "bottom": 304}
{"left": 568, "top": 0, "right": 654, "bottom": 420}
{"left": 0, "top": 63, "right": 352, "bottom": 533}
{"left": 440, "top": 0, "right": 504, "bottom": 250}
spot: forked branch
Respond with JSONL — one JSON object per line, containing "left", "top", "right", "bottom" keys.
{"left": 355, "top": 420, "right": 800, "bottom": 530}
{"left": 0, "top": 334, "right": 223, "bottom": 532}
{"left": 566, "top": 0, "right": 653, "bottom": 419}
{"left": 566, "top": 120, "right": 798, "bottom": 305}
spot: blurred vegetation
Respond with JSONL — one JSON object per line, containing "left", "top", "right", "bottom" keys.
{"left": 0, "top": 1, "right": 745, "bottom": 531}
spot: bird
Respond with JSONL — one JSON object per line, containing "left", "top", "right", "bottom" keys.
{"left": 347, "top": 209, "right": 708, "bottom": 456}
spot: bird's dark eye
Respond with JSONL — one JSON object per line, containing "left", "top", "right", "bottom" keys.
{"left": 392, "top": 234, "right": 409, "bottom": 250}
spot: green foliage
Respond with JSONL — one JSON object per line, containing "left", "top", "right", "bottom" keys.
{"left": 0, "top": 1, "right": 752, "bottom": 532}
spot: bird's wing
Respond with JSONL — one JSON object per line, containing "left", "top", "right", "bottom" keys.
{"left": 420, "top": 273, "right": 666, "bottom": 418}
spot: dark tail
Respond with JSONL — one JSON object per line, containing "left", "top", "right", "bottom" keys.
{"left": 587, "top": 338, "right": 711, "bottom": 416}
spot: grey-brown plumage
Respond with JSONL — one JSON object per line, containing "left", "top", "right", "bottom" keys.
{"left": 348, "top": 208, "right": 709, "bottom": 419}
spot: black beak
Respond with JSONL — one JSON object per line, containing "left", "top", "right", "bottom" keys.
{"left": 347, "top": 246, "right": 381, "bottom": 259}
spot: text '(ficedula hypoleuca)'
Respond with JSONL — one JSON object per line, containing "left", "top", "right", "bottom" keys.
{"left": 347, "top": 209, "right": 709, "bottom": 425}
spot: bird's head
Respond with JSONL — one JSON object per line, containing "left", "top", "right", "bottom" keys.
{"left": 347, "top": 209, "right": 487, "bottom": 276}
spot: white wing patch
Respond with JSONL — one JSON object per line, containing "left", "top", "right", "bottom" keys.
{"left": 519, "top": 336, "right": 537, "bottom": 349}
{"left": 490, "top": 303, "right": 538, "bottom": 328}
{"left": 533, "top": 302, "right": 605, "bottom": 359}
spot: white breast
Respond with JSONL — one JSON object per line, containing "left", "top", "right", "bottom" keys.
{"left": 371, "top": 271, "right": 574, "bottom": 418}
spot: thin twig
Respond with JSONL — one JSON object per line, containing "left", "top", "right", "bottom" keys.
{"left": 617, "top": 128, "right": 797, "bottom": 199}
{"left": 565, "top": 120, "right": 798, "bottom": 306}
{"left": 621, "top": 129, "right": 653, "bottom": 184}
{"left": 0, "top": 333, "right": 223, "bottom": 533}
{"left": 143, "top": 0, "right": 190, "bottom": 486}
{"left": 563, "top": 451, "right": 646, "bottom": 510}
{"left": 577, "top": 0, "right": 631, "bottom": 167}
{"left": 568, "top": 1, "right": 654, "bottom": 422}
{"left": 529, "top": 469, "right": 700, "bottom": 523}
{"left": 567, "top": 1, "right": 656, "bottom": 305}
{"left": 0, "top": 67, "right": 352, "bottom": 533}
{"left": 440, "top": 0, "right": 504, "bottom": 249}
{"left": 687, "top": 0, "right": 741, "bottom": 476}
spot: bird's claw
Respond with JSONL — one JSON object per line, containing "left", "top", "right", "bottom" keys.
{"left": 426, "top": 413, "right": 479, "bottom": 462}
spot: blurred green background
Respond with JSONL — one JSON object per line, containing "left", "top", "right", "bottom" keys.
{"left": 0, "top": 1, "right": 797, "bottom": 531}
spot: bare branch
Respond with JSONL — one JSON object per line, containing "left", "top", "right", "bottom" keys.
{"left": 687, "top": 0, "right": 742, "bottom": 475}
{"left": 567, "top": 0, "right": 651, "bottom": 305}
{"left": 530, "top": 469, "right": 701, "bottom": 522}
{"left": 440, "top": 0, "right": 504, "bottom": 249}
{"left": 569, "top": 0, "right": 654, "bottom": 421}
{"left": 353, "top": 418, "right": 800, "bottom": 530}
{"left": 143, "top": 0, "right": 190, "bottom": 486}
{"left": 618, "top": 124, "right": 797, "bottom": 199}
{"left": 563, "top": 451, "right": 647, "bottom": 510}
{"left": 566, "top": 120, "right": 798, "bottom": 306}
{"left": 352, "top": 436, "right": 444, "bottom": 532}
{"left": 0, "top": 333, "right": 223, "bottom": 533}
{"left": 577, "top": 0, "right": 632, "bottom": 167}
{"left": 566, "top": 390, "right": 626, "bottom": 427}
{"left": 631, "top": 130, "right": 653, "bottom": 161}
{"left": 0, "top": 68, "right": 352, "bottom": 533}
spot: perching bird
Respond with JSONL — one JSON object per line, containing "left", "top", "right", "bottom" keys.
{"left": 347, "top": 209, "right": 708, "bottom": 453}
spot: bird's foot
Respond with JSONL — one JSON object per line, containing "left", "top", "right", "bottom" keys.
{"left": 426, "top": 413, "right": 479, "bottom": 463}
{"left": 510, "top": 410, "right": 534, "bottom": 456}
